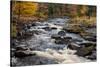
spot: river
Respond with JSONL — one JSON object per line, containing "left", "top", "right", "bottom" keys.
{"left": 11, "top": 17, "right": 94, "bottom": 66}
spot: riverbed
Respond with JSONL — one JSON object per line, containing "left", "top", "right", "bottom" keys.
{"left": 11, "top": 17, "right": 96, "bottom": 66}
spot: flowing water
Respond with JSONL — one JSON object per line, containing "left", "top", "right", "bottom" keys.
{"left": 12, "top": 17, "right": 92, "bottom": 66}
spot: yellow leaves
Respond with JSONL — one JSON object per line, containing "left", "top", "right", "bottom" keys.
{"left": 12, "top": 1, "right": 38, "bottom": 16}
{"left": 80, "top": 5, "right": 88, "bottom": 16}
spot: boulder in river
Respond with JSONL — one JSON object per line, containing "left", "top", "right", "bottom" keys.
{"left": 51, "top": 34, "right": 61, "bottom": 40}
{"left": 52, "top": 34, "right": 73, "bottom": 44}
{"left": 54, "top": 37, "right": 71, "bottom": 44}
{"left": 72, "top": 39, "right": 83, "bottom": 42}
{"left": 16, "top": 45, "right": 28, "bottom": 51}
{"left": 15, "top": 50, "right": 36, "bottom": 58}
{"left": 32, "top": 23, "right": 37, "bottom": 26}
{"left": 55, "top": 39, "right": 67, "bottom": 44}
{"left": 58, "top": 30, "right": 66, "bottom": 36}
{"left": 75, "top": 45, "right": 95, "bottom": 57}
{"left": 86, "top": 50, "right": 96, "bottom": 60}
{"left": 83, "top": 36, "right": 96, "bottom": 42}
{"left": 63, "top": 36, "right": 72, "bottom": 40}
{"left": 42, "top": 27, "right": 51, "bottom": 31}
{"left": 79, "top": 42, "right": 96, "bottom": 47}
{"left": 27, "top": 25, "right": 31, "bottom": 29}
{"left": 67, "top": 43, "right": 80, "bottom": 50}
{"left": 51, "top": 27, "right": 57, "bottom": 30}
{"left": 80, "top": 32, "right": 96, "bottom": 42}
{"left": 75, "top": 41, "right": 96, "bottom": 57}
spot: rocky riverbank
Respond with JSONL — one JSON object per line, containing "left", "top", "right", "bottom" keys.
{"left": 11, "top": 17, "right": 96, "bottom": 66}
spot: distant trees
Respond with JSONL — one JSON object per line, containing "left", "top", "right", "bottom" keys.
{"left": 77, "top": 5, "right": 88, "bottom": 17}
{"left": 12, "top": 1, "right": 38, "bottom": 17}
{"left": 11, "top": 1, "right": 96, "bottom": 19}
{"left": 87, "top": 6, "right": 96, "bottom": 18}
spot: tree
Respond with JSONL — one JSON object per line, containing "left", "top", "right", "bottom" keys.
{"left": 77, "top": 5, "right": 88, "bottom": 17}
{"left": 87, "top": 6, "right": 96, "bottom": 18}
{"left": 12, "top": 1, "right": 38, "bottom": 17}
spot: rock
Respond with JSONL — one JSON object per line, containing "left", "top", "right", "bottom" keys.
{"left": 52, "top": 35, "right": 72, "bottom": 44}
{"left": 67, "top": 43, "right": 80, "bottom": 50}
{"left": 15, "top": 50, "right": 36, "bottom": 58}
{"left": 11, "top": 39, "right": 19, "bottom": 48}
{"left": 51, "top": 34, "right": 61, "bottom": 40}
{"left": 72, "top": 39, "right": 83, "bottom": 42}
{"left": 51, "top": 27, "right": 57, "bottom": 30}
{"left": 86, "top": 50, "right": 96, "bottom": 60}
{"left": 58, "top": 30, "right": 66, "bottom": 36}
{"left": 24, "top": 31, "right": 33, "bottom": 37}
{"left": 79, "top": 42, "right": 96, "bottom": 47}
{"left": 55, "top": 37, "right": 70, "bottom": 44}
{"left": 75, "top": 45, "right": 95, "bottom": 57}
{"left": 55, "top": 39, "right": 67, "bottom": 44}
{"left": 75, "top": 41, "right": 96, "bottom": 57}
{"left": 27, "top": 25, "right": 31, "bottom": 29}
{"left": 83, "top": 36, "right": 96, "bottom": 42}
{"left": 32, "top": 23, "right": 36, "bottom": 26}
{"left": 63, "top": 36, "right": 72, "bottom": 40}
{"left": 80, "top": 32, "right": 96, "bottom": 42}
{"left": 42, "top": 27, "right": 51, "bottom": 31}
{"left": 16, "top": 45, "right": 28, "bottom": 51}
{"left": 17, "top": 31, "right": 23, "bottom": 38}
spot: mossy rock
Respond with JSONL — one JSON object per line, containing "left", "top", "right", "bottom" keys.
{"left": 75, "top": 45, "right": 95, "bottom": 56}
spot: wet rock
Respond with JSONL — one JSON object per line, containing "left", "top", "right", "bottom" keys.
{"left": 86, "top": 50, "right": 96, "bottom": 60}
{"left": 42, "top": 27, "right": 51, "bottom": 31}
{"left": 80, "top": 32, "right": 96, "bottom": 42}
{"left": 31, "top": 29, "right": 46, "bottom": 35}
{"left": 51, "top": 27, "right": 57, "bottom": 30}
{"left": 72, "top": 39, "right": 83, "bottom": 42}
{"left": 52, "top": 34, "right": 72, "bottom": 44}
{"left": 32, "top": 23, "right": 37, "bottom": 26}
{"left": 15, "top": 50, "right": 36, "bottom": 58}
{"left": 17, "top": 31, "right": 23, "bottom": 39}
{"left": 58, "top": 30, "right": 66, "bottom": 36}
{"left": 67, "top": 43, "right": 80, "bottom": 50}
{"left": 16, "top": 45, "right": 28, "bottom": 51}
{"left": 63, "top": 36, "right": 72, "bottom": 40}
{"left": 24, "top": 31, "right": 33, "bottom": 37}
{"left": 11, "top": 39, "right": 19, "bottom": 48}
{"left": 75, "top": 41, "right": 96, "bottom": 57}
{"left": 75, "top": 45, "right": 95, "bottom": 57}
{"left": 83, "top": 36, "right": 96, "bottom": 42}
{"left": 27, "top": 25, "right": 31, "bottom": 29}
{"left": 51, "top": 34, "right": 61, "bottom": 40}
{"left": 54, "top": 37, "right": 70, "bottom": 44}
{"left": 79, "top": 42, "right": 96, "bottom": 47}
{"left": 55, "top": 39, "right": 67, "bottom": 44}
